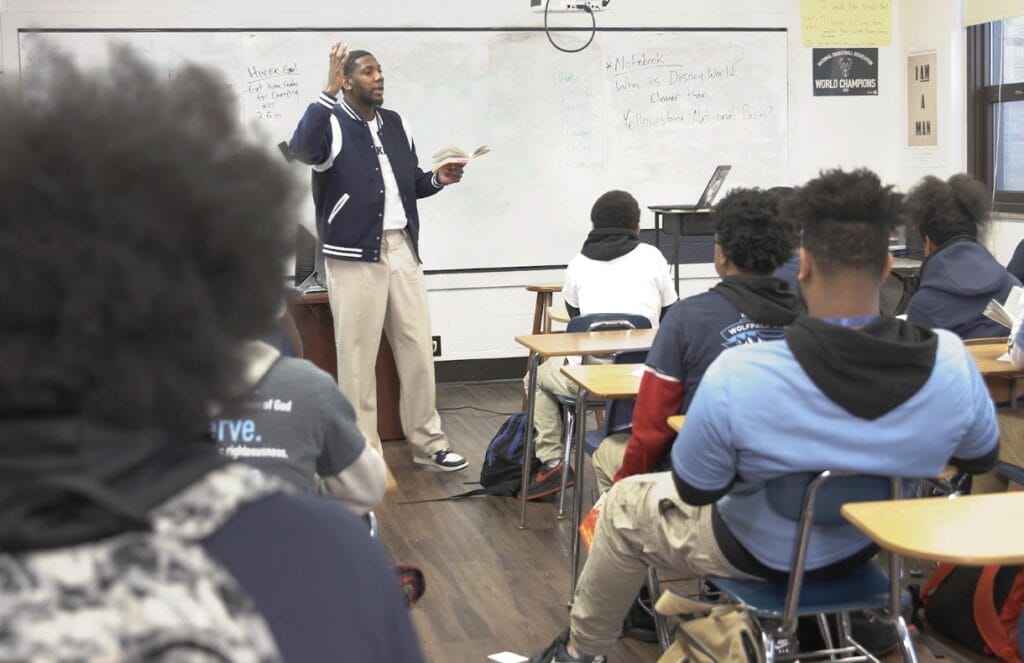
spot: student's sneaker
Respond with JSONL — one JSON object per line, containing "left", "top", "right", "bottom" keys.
{"left": 526, "top": 459, "right": 573, "bottom": 500}
{"left": 531, "top": 629, "right": 607, "bottom": 663}
{"left": 413, "top": 449, "right": 468, "bottom": 472}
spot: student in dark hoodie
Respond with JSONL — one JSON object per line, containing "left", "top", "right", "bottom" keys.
{"left": 523, "top": 190, "right": 677, "bottom": 500}
{"left": 0, "top": 52, "right": 422, "bottom": 662}
{"left": 904, "top": 173, "right": 1020, "bottom": 339}
{"left": 592, "top": 187, "right": 801, "bottom": 493}
{"left": 530, "top": 168, "right": 998, "bottom": 663}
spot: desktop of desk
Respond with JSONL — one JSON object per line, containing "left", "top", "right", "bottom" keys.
{"left": 843, "top": 492, "right": 1024, "bottom": 566}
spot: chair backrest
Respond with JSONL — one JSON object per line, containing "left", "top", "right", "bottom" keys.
{"left": 566, "top": 312, "right": 653, "bottom": 334}
{"left": 766, "top": 472, "right": 893, "bottom": 527}
{"left": 604, "top": 348, "right": 651, "bottom": 436}
{"left": 770, "top": 471, "right": 905, "bottom": 634}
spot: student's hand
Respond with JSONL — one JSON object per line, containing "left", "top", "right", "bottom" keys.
{"left": 324, "top": 41, "right": 349, "bottom": 98}
{"left": 437, "top": 163, "right": 464, "bottom": 186}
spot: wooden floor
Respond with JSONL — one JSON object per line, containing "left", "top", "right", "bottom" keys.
{"left": 376, "top": 380, "right": 990, "bottom": 663}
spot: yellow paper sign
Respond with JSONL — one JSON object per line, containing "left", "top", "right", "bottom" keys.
{"left": 800, "top": 0, "right": 893, "bottom": 47}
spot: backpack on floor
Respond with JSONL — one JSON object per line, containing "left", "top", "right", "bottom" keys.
{"left": 479, "top": 412, "right": 539, "bottom": 497}
{"left": 398, "top": 412, "right": 539, "bottom": 503}
{"left": 922, "top": 563, "right": 1024, "bottom": 662}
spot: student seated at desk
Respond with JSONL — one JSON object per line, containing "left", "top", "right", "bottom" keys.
{"left": 210, "top": 339, "right": 387, "bottom": 516}
{"left": 904, "top": 173, "right": 1020, "bottom": 339}
{"left": 974, "top": 314, "right": 1024, "bottom": 494}
{"left": 524, "top": 190, "right": 677, "bottom": 500}
{"left": 531, "top": 168, "right": 999, "bottom": 663}
{"left": 592, "top": 187, "right": 801, "bottom": 493}
{"left": 0, "top": 53, "right": 421, "bottom": 662}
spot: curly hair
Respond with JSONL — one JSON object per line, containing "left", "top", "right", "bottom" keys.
{"left": 783, "top": 168, "right": 899, "bottom": 276}
{"left": 712, "top": 187, "right": 796, "bottom": 274}
{"left": 904, "top": 173, "right": 990, "bottom": 246}
{"left": 0, "top": 49, "right": 301, "bottom": 433}
{"left": 591, "top": 190, "right": 640, "bottom": 230}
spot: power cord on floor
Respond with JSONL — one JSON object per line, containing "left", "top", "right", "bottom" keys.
{"left": 436, "top": 405, "right": 519, "bottom": 417}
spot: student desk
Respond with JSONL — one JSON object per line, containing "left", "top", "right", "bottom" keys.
{"left": 667, "top": 415, "right": 686, "bottom": 432}
{"left": 842, "top": 492, "right": 1024, "bottom": 565}
{"left": 514, "top": 330, "right": 655, "bottom": 529}
{"left": 968, "top": 340, "right": 1024, "bottom": 403}
{"left": 560, "top": 362, "right": 645, "bottom": 602}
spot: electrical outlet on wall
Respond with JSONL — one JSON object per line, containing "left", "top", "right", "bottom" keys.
{"left": 530, "top": 0, "right": 608, "bottom": 11}
{"left": 432, "top": 336, "right": 442, "bottom": 357}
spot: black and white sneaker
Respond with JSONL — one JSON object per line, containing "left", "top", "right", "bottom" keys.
{"left": 531, "top": 629, "right": 606, "bottom": 663}
{"left": 413, "top": 449, "right": 468, "bottom": 472}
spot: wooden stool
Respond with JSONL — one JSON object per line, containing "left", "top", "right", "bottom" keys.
{"left": 527, "top": 283, "right": 563, "bottom": 334}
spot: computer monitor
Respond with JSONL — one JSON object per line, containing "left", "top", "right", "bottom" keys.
{"left": 696, "top": 165, "right": 732, "bottom": 209}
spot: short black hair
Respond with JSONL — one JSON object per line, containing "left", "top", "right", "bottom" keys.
{"left": 904, "top": 173, "right": 990, "bottom": 246}
{"left": 0, "top": 49, "right": 300, "bottom": 434}
{"left": 783, "top": 168, "right": 898, "bottom": 277}
{"left": 591, "top": 190, "right": 640, "bottom": 230}
{"left": 344, "top": 50, "right": 375, "bottom": 76}
{"left": 712, "top": 188, "right": 797, "bottom": 274}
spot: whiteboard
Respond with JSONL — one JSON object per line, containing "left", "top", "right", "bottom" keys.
{"left": 19, "top": 28, "right": 788, "bottom": 272}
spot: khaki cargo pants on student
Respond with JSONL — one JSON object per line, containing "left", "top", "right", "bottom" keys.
{"left": 325, "top": 229, "right": 447, "bottom": 457}
{"left": 570, "top": 472, "right": 754, "bottom": 656}
{"left": 523, "top": 356, "right": 580, "bottom": 465}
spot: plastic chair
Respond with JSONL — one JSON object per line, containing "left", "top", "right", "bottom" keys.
{"left": 552, "top": 314, "right": 652, "bottom": 516}
{"left": 707, "top": 471, "right": 919, "bottom": 663}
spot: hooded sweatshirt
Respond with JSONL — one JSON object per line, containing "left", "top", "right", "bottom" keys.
{"left": 907, "top": 237, "right": 1020, "bottom": 339}
{"left": 670, "top": 316, "right": 999, "bottom": 575}
{"left": 561, "top": 228, "right": 678, "bottom": 325}
{"left": 615, "top": 275, "right": 801, "bottom": 480}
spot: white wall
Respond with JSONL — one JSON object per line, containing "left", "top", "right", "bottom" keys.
{"left": 1, "top": 0, "right": 989, "bottom": 362}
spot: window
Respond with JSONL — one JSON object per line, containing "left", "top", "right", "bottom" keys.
{"left": 968, "top": 16, "right": 1024, "bottom": 213}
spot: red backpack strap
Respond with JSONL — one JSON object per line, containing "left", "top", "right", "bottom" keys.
{"left": 999, "top": 570, "right": 1024, "bottom": 661}
{"left": 920, "top": 563, "right": 958, "bottom": 607}
{"left": 975, "top": 566, "right": 1022, "bottom": 662}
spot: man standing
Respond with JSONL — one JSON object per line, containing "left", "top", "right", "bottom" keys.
{"left": 290, "top": 43, "right": 468, "bottom": 471}
{"left": 531, "top": 168, "right": 999, "bottom": 663}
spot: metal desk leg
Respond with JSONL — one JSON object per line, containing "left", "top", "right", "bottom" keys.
{"left": 568, "top": 388, "right": 588, "bottom": 606}
{"left": 519, "top": 353, "right": 542, "bottom": 529}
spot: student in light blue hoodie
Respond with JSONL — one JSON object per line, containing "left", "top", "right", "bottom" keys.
{"left": 904, "top": 173, "right": 1020, "bottom": 339}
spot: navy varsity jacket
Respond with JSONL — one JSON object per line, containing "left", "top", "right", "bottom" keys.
{"left": 288, "top": 92, "right": 442, "bottom": 263}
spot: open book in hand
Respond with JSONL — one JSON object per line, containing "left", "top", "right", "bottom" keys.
{"left": 430, "top": 144, "right": 489, "bottom": 171}
{"left": 983, "top": 285, "right": 1024, "bottom": 330}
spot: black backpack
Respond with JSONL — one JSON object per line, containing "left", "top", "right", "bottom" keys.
{"left": 399, "top": 412, "right": 539, "bottom": 503}
{"left": 478, "top": 412, "right": 539, "bottom": 497}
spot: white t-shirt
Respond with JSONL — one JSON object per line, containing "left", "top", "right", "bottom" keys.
{"left": 368, "top": 116, "right": 408, "bottom": 231}
{"left": 562, "top": 242, "right": 678, "bottom": 328}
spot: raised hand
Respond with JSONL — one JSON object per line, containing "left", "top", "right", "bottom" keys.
{"left": 324, "top": 41, "right": 349, "bottom": 97}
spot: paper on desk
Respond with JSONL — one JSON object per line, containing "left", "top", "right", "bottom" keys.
{"left": 630, "top": 366, "right": 645, "bottom": 378}
{"left": 488, "top": 652, "right": 529, "bottom": 663}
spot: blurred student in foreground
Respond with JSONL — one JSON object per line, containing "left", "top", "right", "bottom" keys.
{"left": 0, "top": 50, "right": 422, "bottom": 662}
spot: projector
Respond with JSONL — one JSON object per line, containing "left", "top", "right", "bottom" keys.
{"left": 531, "top": 0, "right": 609, "bottom": 11}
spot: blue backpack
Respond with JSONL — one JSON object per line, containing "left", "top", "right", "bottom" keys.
{"left": 478, "top": 412, "right": 539, "bottom": 497}
{"left": 400, "top": 412, "right": 539, "bottom": 503}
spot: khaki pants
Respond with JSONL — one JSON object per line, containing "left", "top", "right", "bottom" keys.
{"left": 522, "top": 356, "right": 579, "bottom": 464}
{"left": 324, "top": 230, "right": 447, "bottom": 457}
{"left": 973, "top": 408, "right": 1024, "bottom": 494}
{"left": 592, "top": 432, "right": 629, "bottom": 494}
{"left": 570, "top": 472, "right": 752, "bottom": 656}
